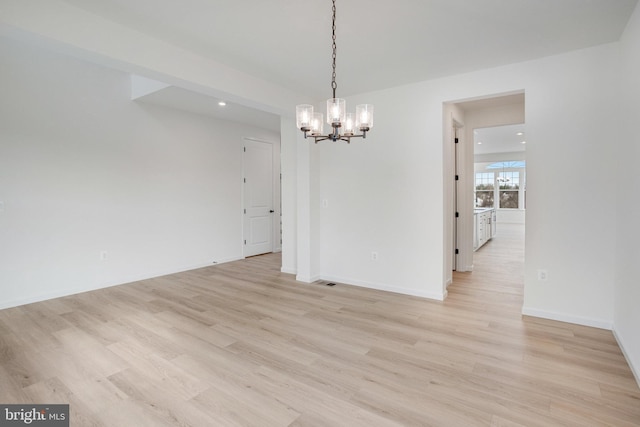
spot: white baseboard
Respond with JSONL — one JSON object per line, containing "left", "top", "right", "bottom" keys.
{"left": 296, "top": 274, "right": 321, "bottom": 283}
{"left": 319, "top": 275, "right": 446, "bottom": 301}
{"left": 0, "top": 257, "right": 242, "bottom": 311}
{"left": 612, "top": 327, "right": 640, "bottom": 388}
{"left": 213, "top": 256, "right": 244, "bottom": 265}
{"left": 280, "top": 266, "right": 297, "bottom": 275}
{"left": 522, "top": 306, "right": 613, "bottom": 330}
{"left": 0, "top": 282, "right": 117, "bottom": 311}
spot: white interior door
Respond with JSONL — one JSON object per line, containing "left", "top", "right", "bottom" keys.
{"left": 243, "top": 139, "right": 273, "bottom": 257}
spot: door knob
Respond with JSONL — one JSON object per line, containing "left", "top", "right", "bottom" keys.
{"left": 270, "top": 210, "right": 274, "bottom": 213}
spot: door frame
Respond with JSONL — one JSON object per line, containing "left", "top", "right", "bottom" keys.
{"left": 452, "top": 120, "right": 464, "bottom": 272}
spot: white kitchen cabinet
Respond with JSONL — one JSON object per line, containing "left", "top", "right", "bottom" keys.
{"left": 474, "top": 208, "right": 495, "bottom": 251}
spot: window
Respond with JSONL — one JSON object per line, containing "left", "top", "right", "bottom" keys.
{"left": 474, "top": 162, "right": 526, "bottom": 210}
{"left": 498, "top": 171, "right": 520, "bottom": 209}
{"left": 475, "top": 172, "right": 494, "bottom": 207}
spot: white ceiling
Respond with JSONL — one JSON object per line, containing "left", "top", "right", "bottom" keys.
{"left": 474, "top": 124, "right": 526, "bottom": 155}
{"left": 135, "top": 86, "right": 282, "bottom": 132}
{"left": 455, "top": 93, "right": 526, "bottom": 155}
{"left": 54, "top": 0, "right": 638, "bottom": 127}
{"left": 59, "top": 0, "right": 637, "bottom": 98}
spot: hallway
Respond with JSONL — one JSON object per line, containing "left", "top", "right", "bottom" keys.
{"left": 451, "top": 222, "right": 525, "bottom": 318}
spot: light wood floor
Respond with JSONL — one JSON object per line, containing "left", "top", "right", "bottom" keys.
{"left": 1, "top": 224, "right": 639, "bottom": 426}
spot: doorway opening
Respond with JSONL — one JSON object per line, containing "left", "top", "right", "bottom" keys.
{"left": 444, "top": 92, "right": 525, "bottom": 293}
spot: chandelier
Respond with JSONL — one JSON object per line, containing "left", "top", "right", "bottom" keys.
{"left": 295, "top": 0, "right": 374, "bottom": 143}
{"left": 497, "top": 162, "right": 511, "bottom": 184}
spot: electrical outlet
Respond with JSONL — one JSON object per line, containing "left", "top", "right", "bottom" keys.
{"left": 322, "top": 199, "right": 329, "bottom": 208}
{"left": 100, "top": 251, "right": 108, "bottom": 262}
{"left": 371, "top": 251, "right": 378, "bottom": 261}
{"left": 537, "top": 269, "right": 548, "bottom": 281}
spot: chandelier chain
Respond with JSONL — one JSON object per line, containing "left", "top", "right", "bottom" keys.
{"left": 331, "top": 0, "right": 337, "bottom": 99}
{"left": 295, "top": 0, "right": 373, "bottom": 143}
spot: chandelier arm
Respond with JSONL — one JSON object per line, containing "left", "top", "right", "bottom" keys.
{"left": 311, "top": 133, "right": 367, "bottom": 144}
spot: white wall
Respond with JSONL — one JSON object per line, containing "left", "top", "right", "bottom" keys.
{"left": 615, "top": 2, "right": 640, "bottom": 384}
{"left": 0, "top": 37, "right": 280, "bottom": 309}
{"left": 279, "top": 116, "right": 298, "bottom": 275}
{"left": 312, "top": 42, "right": 620, "bottom": 323}
{"left": 521, "top": 45, "right": 618, "bottom": 328}
{"left": 316, "top": 85, "right": 446, "bottom": 299}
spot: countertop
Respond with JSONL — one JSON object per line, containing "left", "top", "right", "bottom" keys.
{"left": 474, "top": 207, "right": 495, "bottom": 214}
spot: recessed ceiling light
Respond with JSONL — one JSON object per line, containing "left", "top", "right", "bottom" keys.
{"left": 218, "top": 101, "right": 227, "bottom": 106}
{"left": 516, "top": 132, "right": 523, "bottom": 136}
{"left": 521, "top": 141, "right": 526, "bottom": 144}
{"left": 477, "top": 141, "right": 482, "bottom": 145}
